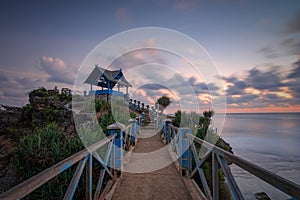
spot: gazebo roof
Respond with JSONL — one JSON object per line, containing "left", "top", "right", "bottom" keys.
{"left": 84, "top": 65, "right": 132, "bottom": 88}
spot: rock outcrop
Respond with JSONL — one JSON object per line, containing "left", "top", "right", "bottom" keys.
{"left": 0, "top": 87, "right": 74, "bottom": 193}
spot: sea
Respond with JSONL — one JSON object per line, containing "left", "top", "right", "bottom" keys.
{"left": 214, "top": 113, "right": 300, "bottom": 200}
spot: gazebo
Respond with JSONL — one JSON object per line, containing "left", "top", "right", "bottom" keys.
{"left": 84, "top": 65, "right": 132, "bottom": 99}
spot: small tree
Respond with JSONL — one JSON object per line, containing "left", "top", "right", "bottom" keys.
{"left": 156, "top": 96, "right": 171, "bottom": 111}
{"left": 197, "top": 110, "right": 215, "bottom": 139}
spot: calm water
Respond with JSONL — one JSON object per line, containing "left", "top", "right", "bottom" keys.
{"left": 215, "top": 113, "right": 300, "bottom": 200}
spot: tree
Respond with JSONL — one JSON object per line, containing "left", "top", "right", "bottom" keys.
{"left": 173, "top": 110, "right": 181, "bottom": 127}
{"left": 203, "top": 110, "right": 215, "bottom": 119}
{"left": 197, "top": 109, "right": 215, "bottom": 139}
{"left": 156, "top": 96, "right": 171, "bottom": 111}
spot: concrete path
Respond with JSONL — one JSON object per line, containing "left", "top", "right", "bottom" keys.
{"left": 107, "top": 124, "right": 199, "bottom": 200}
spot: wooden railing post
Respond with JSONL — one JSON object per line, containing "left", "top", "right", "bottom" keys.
{"left": 178, "top": 128, "right": 192, "bottom": 176}
{"left": 108, "top": 122, "right": 125, "bottom": 175}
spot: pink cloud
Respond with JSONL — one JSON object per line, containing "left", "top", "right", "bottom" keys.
{"left": 115, "top": 7, "right": 134, "bottom": 25}
{"left": 172, "top": 0, "right": 200, "bottom": 11}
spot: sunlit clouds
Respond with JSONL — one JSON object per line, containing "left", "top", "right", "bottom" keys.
{"left": 0, "top": 1, "right": 299, "bottom": 113}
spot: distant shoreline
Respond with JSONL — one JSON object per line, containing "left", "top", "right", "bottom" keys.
{"left": 216, "top": 112, "right": 300, "bottom": 114}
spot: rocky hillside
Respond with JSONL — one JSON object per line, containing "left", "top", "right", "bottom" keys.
{"left": 0, "top": 87, "right": 74, "bottom": 138}
{"left": 0, "top": 87, "right": 74, "bottom": 193}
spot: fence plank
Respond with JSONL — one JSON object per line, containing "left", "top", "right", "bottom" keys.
{"left": 86, "top": 154, "right": 93, "bottom": 200}
{"left": 212, "top": 152, "right": 219, "bottom": 200}
{"left": 199, "top": 168, "right": 213, "bottom": 200}
{"left": 190, "top": 143, "right": 211, "bottom": 178}
{"left": 189, "top": 134, "right": 300, "bottom": 199}
{"left": 64, "top": 157, "right": 88, "bottom": 200}
{"left": 94, "top": 142, "right": 113, "bottom": 200}
{"left": 0, "top": 135, "right": 113, "bottom": 200}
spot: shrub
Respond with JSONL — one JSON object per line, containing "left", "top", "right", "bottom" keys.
{"left": 100, "top": 113, "right": 115, "bottom": 136}
{"left": 28, "top": 87, "right": 49, "bottom": 98}
{"left": 156, "top": 96, "right": 171, "bottom": 110}
{"left": 14, "top": 123, "right": 84, "bottom": 199}
{"left": 95, "top": 99, "right": 110, "bottom": 113}
{"left": 130, "top": 112, "right": 136, "bottom": 119}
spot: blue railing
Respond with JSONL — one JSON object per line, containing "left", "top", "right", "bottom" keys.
{"left": 0, "top": 119, "right": 140, "bottom": 200}
{"left": 158, "top": 117, "right": 300, "bottom": 200}
{"left": 89, "top": 90, "right": 124, "bottom": 96}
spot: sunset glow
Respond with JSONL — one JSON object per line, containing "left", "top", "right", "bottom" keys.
{"left": 0, "top": 1, "right": 299, "bottom": 114}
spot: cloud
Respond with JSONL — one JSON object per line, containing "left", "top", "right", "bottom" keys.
{"left": 245, "top": 67, "right": 285, "bottom": 90}
{"left": 283, "top": 12, "right": 300, "bottom": 34}
{"left": 115, "top": 7, "right": 134, "bottom": 25}
{"left": 109, "top": 48, "right": 168, "bottom": 71}
{"left": 281, "top": 37, "right": 300, "bottom": 56}
{"left": 0, "top": 71, "right": 46, "bottom": 106}
{"left": 288, "top": 59, "right": 300, "bottom": 79}
{"left": 0, "top": 74, "right": 8, "bottom": 82}
{"left": 39, "top": 56, "right": 76, "bottom": 85}
{"left": 172, "top": 0, "right": 200, "bottom": 11}
{"left": 259, "top": 18, "right": 271, "bottom": 26}
{"left": 139, "top": 83, "right": 167, "bottom": 90}
{"left": 222, "top": 59, "right": 300, "bottom": 109}
{"left": 0, "top": 57, "right": 76, "bottom": 106}
{"left": 258, "top": 46, "right": 279, "bottom": 59}
{"left": 128, "top": 71, "right": 221, "bottom": 113}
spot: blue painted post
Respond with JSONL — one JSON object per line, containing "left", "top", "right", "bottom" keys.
{"left": 133, "top": 100, "right": 137, "bottom": 110}
{"left": 178, "top": 128, "right": 192, "bottom": 175}
{"left": 164, "top": 119, "right": 172, "bottom": 144}
{"left": 128, "top": 99, "right": 132, "bottom": 108}
{"left": 141, "top": 112, "right": 145, "bottom": 126}
{"left": 108, "top": 122, "right": 125, "bottom": 174}
{"left": 137, "top": 101, "right": 140, "bottom": 110}
{"left": 141, "top": 103, "right": 145, "bottom": 110}
{"left": 157, "top": 115, "right": 161, "bottom": 131}
{"left": 128, "top": 119, "right": 136, "bottom": 145}
{"left": 153, "top": 110, "right": 157, "bottom": 128}
{"left": 135, "top": 117, "right": 141, "bottom": 134}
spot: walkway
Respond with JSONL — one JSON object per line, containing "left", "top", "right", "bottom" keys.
{"left": 102, "top": 124, "right": 201, "bottom": 200}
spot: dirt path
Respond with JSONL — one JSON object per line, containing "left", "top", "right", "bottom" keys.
{"left": 110, "top": 125, "right": 194, "bottom": 200}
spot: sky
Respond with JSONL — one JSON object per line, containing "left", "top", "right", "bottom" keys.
{"left": 0, "top": 0, "right": 300, "bottom": 113}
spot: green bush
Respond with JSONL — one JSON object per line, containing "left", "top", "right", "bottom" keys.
{"left": 14, "top": 123, "right": 84, "bottom": 199}
{"left": 173, "top": 110, "right": 200, "bottom": 128}
{"left": 100, "top": 113, "right": 115, "bottom": 136}
{"left": 78, "top": 122, "right": 106, "bottom": 146}
{"left": 95, "top": 99, "right": 110, "bottom": 113}
{"left": 58, "top": 93, "right": 72, "bottom": 102}
{"left": 130, "top": 112, "right": 136, "bottom": 119}
{"left": 28, "top": 87, "right": 49, "bottom": 98}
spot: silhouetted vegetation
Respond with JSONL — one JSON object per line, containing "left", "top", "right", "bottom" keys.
{"left": 14, "top": 123, "right": 84, "bottom": 199}
{"left": 156, "top": 96, "right": 171, "bottom": 110}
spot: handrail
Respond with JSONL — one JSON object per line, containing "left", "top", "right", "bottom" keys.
{"left": 189, "top": 134, "right": 300, "bottom": 199}
{"left": 0, "top": 134, "right": 115, "bottom": 200}
{"left": 159, "top": 119, "right": 300, "bottom": 199}
{"left": 169, "top": 124, "right": 179, "bottom": 130}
